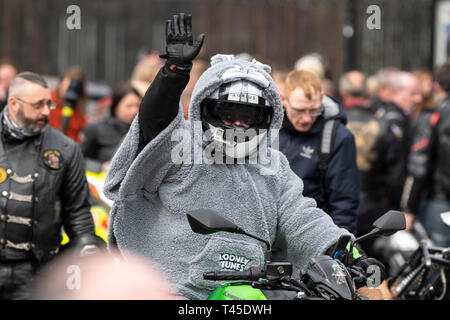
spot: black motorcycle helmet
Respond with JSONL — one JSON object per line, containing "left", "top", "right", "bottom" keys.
{"left": 200, "top": 79, "right": 273, "bottom": 159}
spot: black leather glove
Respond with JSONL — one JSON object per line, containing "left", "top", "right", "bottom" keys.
{"left": 160, "top": 13, "right": 205, "bottom": 71}
{"left": 327, "top": 238, "right": 387, "bottom": 288}
{"left": 62, "top": 233, "right": 106, "bottom": 257}
{"left": 353, "top": 254, "right": 387, "bottom": 288}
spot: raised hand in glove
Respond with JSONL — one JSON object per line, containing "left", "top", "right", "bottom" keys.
{"left": 160, "top": 13, "right": 205, "bottom": 71}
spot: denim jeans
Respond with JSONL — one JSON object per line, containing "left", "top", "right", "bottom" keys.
{"left": 419, "top": 200, "right": 450, "bottom": 248}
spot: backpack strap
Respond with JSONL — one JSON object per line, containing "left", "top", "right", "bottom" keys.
{"left": 318, "top": 119, "right": 340, "bottom": 211}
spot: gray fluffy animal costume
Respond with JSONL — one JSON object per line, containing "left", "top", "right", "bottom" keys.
{"left": 104, "top": 54, "right": 352, "bottom": 299}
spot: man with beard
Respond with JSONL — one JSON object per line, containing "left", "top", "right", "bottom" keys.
{"left": 0, "top": 72, "right": 98, "bottom": 299}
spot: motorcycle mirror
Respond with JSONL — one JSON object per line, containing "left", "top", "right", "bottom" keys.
{"left": 355, "top": 210, "right": 406, "bottom": 243}
{"left": 186, "top": 209, "right": 246, "bottom": 235}
{"left": 440, "top": 211, "right": 450, "bottom": 227}
{"left": 372, "top": 210, "right": 406, "bottom": 236}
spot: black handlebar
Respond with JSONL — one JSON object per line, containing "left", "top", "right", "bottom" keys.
{"left": 420, "top": 240, "right": 450, "bottom": 267}
{"left": 204, "top": 266, "right": 266, "bottom": 281}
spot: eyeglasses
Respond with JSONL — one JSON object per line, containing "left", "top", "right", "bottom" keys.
{"left": 15, "top": 97, "right": 56, "bottom": 110}
{"left": 289, "top": 107, "right": 323, "bottom": 118}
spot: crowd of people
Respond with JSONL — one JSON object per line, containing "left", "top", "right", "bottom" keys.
{"left": 0, "top": 12, "right": 449, "bottom": 300}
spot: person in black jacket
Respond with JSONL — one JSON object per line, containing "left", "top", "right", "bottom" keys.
{"left": 345, "top": 74, "right": 406, "bottom": 239}
{"left": 81, "top": 83, "right": 142, "bottom": 172}
{"left": 278, "top": 69, "right": 359, "bottom": 234}
{"left": 0, "top": 72, "right": 98, "bottom": 299}
{"left": 370, "top": 67, "right": 399, "bottom": 114}
{"left": 401, "top": 61, "right": 450, "bottom": 247}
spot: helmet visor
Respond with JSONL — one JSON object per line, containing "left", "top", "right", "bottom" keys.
{"left": 202, "top": 99, "right": 273, "bottom": 129}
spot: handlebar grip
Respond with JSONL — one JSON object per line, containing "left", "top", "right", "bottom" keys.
{"left": 203, "top": 267, "right": 265, "bottom": 281}
{"left": 203, "top": 271, "right": 251, "bottom": 280}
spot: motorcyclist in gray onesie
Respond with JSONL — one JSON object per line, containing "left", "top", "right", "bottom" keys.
{"left": 104, "top": 13, "right": 385, "bottom": 299}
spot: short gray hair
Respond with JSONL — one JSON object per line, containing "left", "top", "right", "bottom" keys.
{"left": 339, "top": 71, "right": 366, "bottom": 97}
{"left": 389, "top": 71, "right": 417, "bottom": 92}
{"left": 375, "top": 68, "right": 399, "bottom": 90}
{"left": 8, "top": 71, "right": 48, "bottom": 100}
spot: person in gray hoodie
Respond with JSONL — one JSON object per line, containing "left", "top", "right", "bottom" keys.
{"left": 103, "top": 13, "right": 385, "bottom": 299}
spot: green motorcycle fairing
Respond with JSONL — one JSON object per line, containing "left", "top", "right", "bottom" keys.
{"left": 207, "top": 281, "right": 299, "bottom": 300}
{"left": 207, "top": 281, "right": 267, "bottom": 300}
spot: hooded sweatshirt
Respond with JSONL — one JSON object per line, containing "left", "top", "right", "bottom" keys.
{"left": 278, "top": 96, "right": 359, "bottom": 233}
{"left": 104, "top": 55, "right": 352, "bottom": 300}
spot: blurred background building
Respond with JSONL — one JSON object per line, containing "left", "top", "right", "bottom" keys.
{"left": 0, "top": 0, "right": 444, "bottom": 95}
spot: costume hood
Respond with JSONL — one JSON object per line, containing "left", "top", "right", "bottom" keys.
{"left": 187, "top": 54, "right": 284, "bottom": 151}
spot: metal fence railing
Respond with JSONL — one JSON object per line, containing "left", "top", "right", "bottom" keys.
{"left": 0, "top": 0, "right": 435, "bottom": 87}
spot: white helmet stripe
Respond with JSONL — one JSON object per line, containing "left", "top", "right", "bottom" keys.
{"left": 246, "top": 82, "right": 261, "bottom": 104}
{"left": 227, "top": 81, "right": 243, "bottom": 102}
{"left": 218, "top": 80, "right": 266, "bottom": 105}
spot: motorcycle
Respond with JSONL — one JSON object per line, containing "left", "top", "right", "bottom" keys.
{"left": 388, "top": 212, "right": 450, "bottom": 300}
{"left": 373, "top": 219, "right": 431, "bottom": 277}
{"left": 61, "top": 170, "right": 110, "bottom": 246}
{"left": 186, "top": 208, "right": 406, "bottom": 300}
